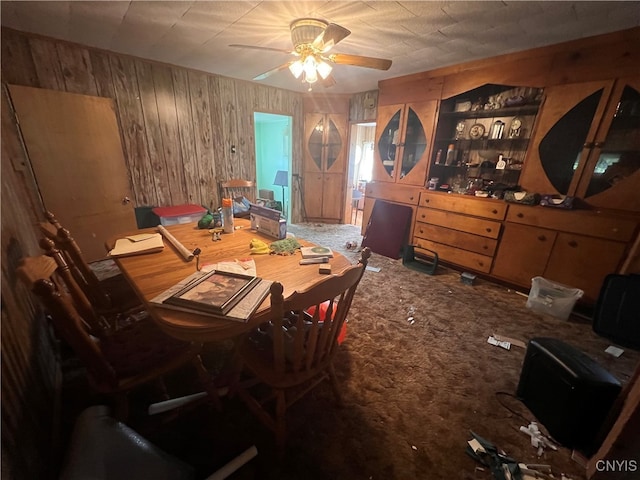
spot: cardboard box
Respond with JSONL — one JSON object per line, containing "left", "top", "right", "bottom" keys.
{"left": 249, "top": 204, "right": 286, "bottom": 239}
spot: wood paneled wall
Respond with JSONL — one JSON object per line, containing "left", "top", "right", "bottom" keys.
{"left": 0, "top": 26, "right": 313, "bottom": 479}
{"left": 1, "top": 27, "right": 305, "bottom": 214}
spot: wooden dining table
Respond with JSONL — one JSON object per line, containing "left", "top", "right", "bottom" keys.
{"left": 107, "top": 218, "right": 353, "bottom": 342}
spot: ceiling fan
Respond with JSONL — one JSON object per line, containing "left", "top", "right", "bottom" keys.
{"left": 230, "top": 18, "right": 392, "bottom": 90}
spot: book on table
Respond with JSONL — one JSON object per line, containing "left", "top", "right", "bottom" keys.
{"left": 300, "top": 246, "right": 333, "bottom": 259}
{"left": 150, "top": 270, "right": 271, "bottom": 322}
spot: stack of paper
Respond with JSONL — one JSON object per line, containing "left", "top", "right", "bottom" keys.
{"left": 109, "top": 233, "right": 164, "bottom": 257}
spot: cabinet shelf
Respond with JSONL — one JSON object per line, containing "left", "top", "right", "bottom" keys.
{"left": 441, "top": 104, "right": 540, "bottom": 119}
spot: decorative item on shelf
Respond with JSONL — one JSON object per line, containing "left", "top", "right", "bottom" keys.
{"left": 445, "top": 144, "right": 456, "bottom": 166}
{"left": 471, "top": 97, "right": 484, "bottom": 111}
{"left": 539, "top": 194, "right": 575, "bottom": 209}
{"left": 496, "top": 154, "right": 507, "bottom": 170}
{"left": 489, "top": 120, "right": 505, "bottom": 139}
{"left": 434, "top": 149, "right": 443, "bottom": 165}
{"left": 469, "top": 123, "right": 485, "bottom": 140}
{"left": 455, "top": 121, "right": 466, "bottom": 139}
{"left": 428, "top": 177, "right": 439, "bottom": 190}
{"left": 504, "top": 191, "right": 540, "bottom": 205}
{"left": 508, "top": 117, "right": 522, "bottom": 138}
{"left": 454, "top": 100, "right": 471, "bottom": 112}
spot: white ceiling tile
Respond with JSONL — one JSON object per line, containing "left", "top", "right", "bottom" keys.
{"left": 1, "top": 0, "right": 638, "bottom": 94}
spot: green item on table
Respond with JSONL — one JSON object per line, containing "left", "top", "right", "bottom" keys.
{"left": 198, "top": 212, "right": 213, "bottom": 229}
{"left": 270, "top": 237, "right": 301, "bottom": 255}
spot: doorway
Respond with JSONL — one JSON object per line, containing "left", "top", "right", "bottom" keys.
{"left": 254, "top": 113, "right": 292, "bottom": 222}
{"left": 347, "top": 122, "right": 376, "bottom": 226}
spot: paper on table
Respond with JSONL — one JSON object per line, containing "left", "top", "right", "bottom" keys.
{"left": 109, "top": 233, "right": 164, "bottom": 257}
{"left": 202, "top": 258, "right": 257, "bottom": 276}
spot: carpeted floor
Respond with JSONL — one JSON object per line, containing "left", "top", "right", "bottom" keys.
{"left": 76, "top": 222, "right": 638, "bottom": 480}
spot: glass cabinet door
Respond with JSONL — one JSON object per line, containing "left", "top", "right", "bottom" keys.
{"left": 538, "top": 89, "right": 604, "bottom": 194}
{"left": 400, "top": 108, "right": 427, "bottom": 179}
{"left": 583, "top": 84, "right": 640, "bottom": 197}
{"left": 325, "top": 118, "right": 342, "bottom": 170}
{"left": 377, "top": 110, "right": 402, "bottom": 179}
{"left": 308, "top": 117, "right": 324, "bottom": 170}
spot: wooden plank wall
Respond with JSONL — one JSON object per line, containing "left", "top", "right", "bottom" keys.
{"left": 1, "top": 27, "right": 305, "bottom": 214}
{"left": 0, "top": 26, "right": 312, "bottom": 479}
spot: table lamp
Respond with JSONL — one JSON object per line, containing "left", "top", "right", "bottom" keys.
{"left": 273, "top": 170, "right": 288, "bottom": 217}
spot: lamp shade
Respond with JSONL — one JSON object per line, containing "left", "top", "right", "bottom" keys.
{"left": 273, "top": 170, "right": 288, "bottom": 187}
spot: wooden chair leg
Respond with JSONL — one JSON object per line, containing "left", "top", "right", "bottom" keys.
{"left": 275, "top": 389, "right": 287, "bottom": 457}
{"left": 191, "top": 355, "right": 222, "bottom": 411}
{"left": 328, "top": 362, "right": 344, "bottom": 407}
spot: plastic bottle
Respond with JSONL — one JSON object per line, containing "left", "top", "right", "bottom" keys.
{"left": 221, "top": 198, "right": 234, "bottom": 233}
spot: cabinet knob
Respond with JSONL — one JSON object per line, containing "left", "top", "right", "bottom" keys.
{"left": 492, "top": 209, "right": 498, "bottom": 214}
{"left": 421, "top": 214, "right": 426, "bottom": 219}
{"left": 409, "top": 196, "right": 414, "bottom": 201}
{"left": 483, "top": 245, "right": 488, "bottom": 250}
{"left": 568, "top": 240, "right": 578, "bottom": 248}
{"left": 486, "top": 228, "right": 492, "bottom": 233}
{"left": 424, "top": 199, "right": 430, "bottom": 204}
{"left": 537, "top": 235, "right": 546, "bottom": 241}
{"left": 517, "top": 213, "right": 524, "bottom": 218}
{"left": 478, "top": 262, "right": 484, "bottom": 267}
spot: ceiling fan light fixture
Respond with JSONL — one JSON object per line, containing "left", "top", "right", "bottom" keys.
{"left": 316, "top": 59, "right": 333, "bottom": 79}
{"left": 289, "top": 60, "right": 304, "bottom": 78}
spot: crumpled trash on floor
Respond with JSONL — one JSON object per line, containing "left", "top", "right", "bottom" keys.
{"left": 466, "top": 431, "right": 571, "bottom": 480}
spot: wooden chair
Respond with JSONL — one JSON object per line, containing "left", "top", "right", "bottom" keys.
{"left": 38, "top": 211, "right": 141, "bottom": 314}
{"left": 219, "top": 178, "right": 256, "bottom": 203}
{"left": 16, "top": 254, "right": 221, "bottom": 419}
{"left": 233, "top": 247, "right": 371, "bottom": 452}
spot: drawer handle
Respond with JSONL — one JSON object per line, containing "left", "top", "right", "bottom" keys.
{"left": 568, "top": 240, "right": 578, "bottom": 248}
{"left": 421, "top": 214, "right": 426, "bottom": 219}
{"left": 538, "top": 235, "right": 546, "bottom": 241}
{"left": 486, "top": 228, "right": 492, "bottom": 233}
{"left": 517, "top": 212, "right": 524, "bottom": 218}
{"left": 478, "top": 261, "right": 484, "bottom": 267}
{"left": 409, "top": 196, "right": 414, "bottom": 201}
{"left": 483, "top": 245, "right": 488, "bottom": 250}
{"left": 424, "top": 199, "right": 430, "bottom": 204}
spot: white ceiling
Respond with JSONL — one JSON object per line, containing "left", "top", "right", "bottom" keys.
{"left": 2, "top": 1, "right": 639, "bottom": 94}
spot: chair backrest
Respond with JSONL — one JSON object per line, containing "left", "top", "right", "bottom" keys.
{"left": 219, "top": 178, "right": 256, "bottom": 203}
{"left": 38, "top": 211, "right": 112, "bottom": 310}
{"left": 268, "top": 247, "right": 371, "bottom": 376}
{"left": 16, "top": 255, "right": 118, "bottom": 388}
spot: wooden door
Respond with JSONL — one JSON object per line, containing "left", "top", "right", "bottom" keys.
{"left": 8, "top": 85, "right": 137, "bottom": 262}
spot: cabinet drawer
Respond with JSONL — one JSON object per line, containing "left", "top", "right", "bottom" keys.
{"left": 365, "top": 182, "right": 421, "bottom": 205}
{"left": 414, "top": 223, "right": 498, "bottom": 256}
{"left": 417, "top": 207, "right": 502, "bottom": 239}
{"left": 414, "top": 238, "right": 493, "bottom": 273}
{"left": 506, "top": 205, "right": 637, "bottom": 242}
{"left": 419, "top": 192, "right": 507, "bottom": 220}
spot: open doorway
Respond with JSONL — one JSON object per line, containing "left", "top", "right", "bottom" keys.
{"left": 254, "top": 112, "right": 292, "bottom": 222}
{"left": 347, "top": 122, "right": 375, "bottom": 226}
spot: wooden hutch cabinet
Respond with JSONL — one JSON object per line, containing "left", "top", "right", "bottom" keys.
{"left": 368, "top": 28, "right": 640, "bottom": 306}
{"left": 372, "top": 101, "right": 437, "bottom": 186}
{"left": 303, "top": 112, "right": 348, "bottom": 222}
{"left": 520, "top": 78, "right": 640, "bottom": 213}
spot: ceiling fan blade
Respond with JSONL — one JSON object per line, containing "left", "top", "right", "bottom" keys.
{"left": 319, "top": 74, "right": 337, "bottom": 88}
{"left": 312, "top": 23, "right": 351, "bottom": 52}
{"left": 253, "top": 62, "right": 292, "bottom": 81}
{"left": 326, "top": 53, "right": 392, "bottom": 70}
{"left": 229, "top": 44, "right": 293, "bottom": 55}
